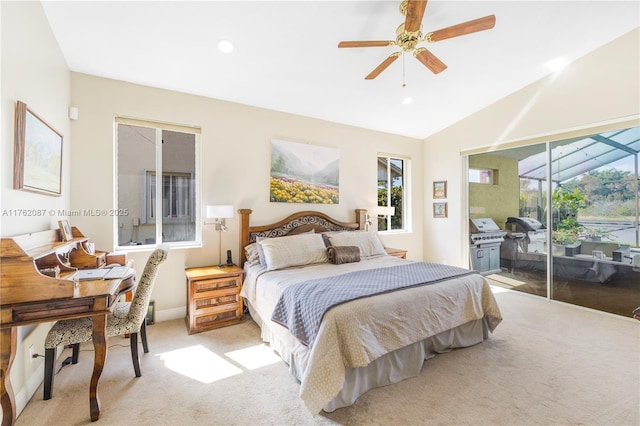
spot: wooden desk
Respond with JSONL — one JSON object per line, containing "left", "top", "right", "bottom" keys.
{"left": 0, "top": 227, "right": 133, "bottom": 425}
{"left": 0, "top": 273, "right": 135, "bottom": 425}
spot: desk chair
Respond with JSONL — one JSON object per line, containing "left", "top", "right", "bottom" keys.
{"left": 43, "top": 248, "right": 168, "bottom": 400}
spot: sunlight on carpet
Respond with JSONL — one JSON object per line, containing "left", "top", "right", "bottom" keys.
{"left": 225, "top": 343, "right": 282, "bottom": 370}
{"left": 486, "top": 273, "right": 526, "bottom": 288}
{"left": 155, "top": 344, "right": 242, "bottom": 383}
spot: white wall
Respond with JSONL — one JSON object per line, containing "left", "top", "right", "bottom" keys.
{"left": 2, "top": 1, "right": 637, "bottom": 420}
{"left": 68, "top": 73, "right": 424, "bottom": 321}
{"left": 0, "top": 1, "right": 71, "bottom": 417}
{"left": 422, "top": 27, "right": 640, "bottom": 268}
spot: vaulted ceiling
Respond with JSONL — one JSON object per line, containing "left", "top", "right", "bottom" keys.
{"left": 41, "top": 1, "right": 639, "bottom": 139}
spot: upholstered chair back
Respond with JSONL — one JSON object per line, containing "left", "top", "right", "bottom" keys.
{"left": 127, "top": 247, "right": 168, "bottom": 328}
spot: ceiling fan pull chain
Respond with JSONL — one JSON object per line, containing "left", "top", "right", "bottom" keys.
{"left": 402, "top": 53, "right": 406, "bottom": 88}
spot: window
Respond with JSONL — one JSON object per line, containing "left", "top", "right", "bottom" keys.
{"left": 469, "top": 168, "right": 498, "bottom": 184}
{"left": 377, "top": 154, "right": 409, "bottom": 231}
{"left": 145, "top": 171, "right": 193, "bottom": 221}
{"left": 115, "top": 117, "right": 200, "bottom": 249}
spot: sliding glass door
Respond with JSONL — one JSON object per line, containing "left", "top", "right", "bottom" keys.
{"left": 467, "top": 126, "right": 639, "bottom": 317}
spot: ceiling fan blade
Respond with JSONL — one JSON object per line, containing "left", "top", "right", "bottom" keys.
{"left": 426, "top": 15, "right": 496, "bottom": 43}
{"left": 414, "top": 48, "right": 447, "bottom": 74}
{"left": 338, "top": 40, "right": 394, "bottom": 48}
{"left": 365, "top": 53, "right": 401, "bottom": 80}
{"left": 404, "top": 0, "right": 428, "bottom": 33}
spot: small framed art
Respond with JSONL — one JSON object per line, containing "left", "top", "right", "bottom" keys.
{"left": 433, "top": 202, "right": 448, "bottom": 218}
{"left": 433, "top": 181, "right": 447, "bottom": 199}
{"left": 58, "top": 220, "right": 73, "bottom": 241}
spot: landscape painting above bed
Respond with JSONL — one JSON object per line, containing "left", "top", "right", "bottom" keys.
{"left": 269, "top": 139, "right": 339, "bottom": 204}
{"left": 238, "top": 209, "right": 503, "bottom": 414}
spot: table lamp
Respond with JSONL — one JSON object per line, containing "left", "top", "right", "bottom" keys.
{"left": 206, "top": 205, "right": 234, "bottom": 266}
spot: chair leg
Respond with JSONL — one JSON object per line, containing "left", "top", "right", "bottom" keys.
{"left": 71, "top": 343, "right": 80, "bottom": 364}
{"left": 130, "top": 332, "right": 141, "bottom": 377}
{"left": 44, "top": 348, "right": 55, "bottom": 400}
{"left": 140, "top": 320, "right": 149, "bottom": 353}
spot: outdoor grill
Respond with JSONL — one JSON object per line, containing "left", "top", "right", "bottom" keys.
{"left": 469, "top": 218, "right": 506, "bottom": 274}
{"left": 505, "top": 216, "right": 546, "bottom": 253}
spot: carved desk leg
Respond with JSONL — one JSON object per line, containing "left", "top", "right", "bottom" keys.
{"left": 1, "top": 327, "right": 17, "bottom": 426}
{"left": 89, "top": 314, "right": 107, "bottom": 422}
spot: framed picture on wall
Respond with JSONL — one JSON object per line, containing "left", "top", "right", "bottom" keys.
{"left": 270, "top": 139, "right": 339, "bottom": 204}
{"left": 13, "top": 101, "right": 63, "bottom": 196}
{"left": 433, "top": 181, "right": 447, "bottom": 199}
{"left": 433, "top": 202, "right": 448, "bottom": 218}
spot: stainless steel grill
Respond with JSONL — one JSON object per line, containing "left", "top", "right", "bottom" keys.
{"left": 470, "top": 218, "right": 506, "bottom": 247}
{"left": 469, "top": 218, "right": 505, "bottom": 274}
{"left": 505, "top": 216, "right": 546, "bottom": 253}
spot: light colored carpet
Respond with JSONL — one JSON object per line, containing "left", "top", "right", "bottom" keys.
{"left": 16, "top": 288, "right": 640, "bottom": 426}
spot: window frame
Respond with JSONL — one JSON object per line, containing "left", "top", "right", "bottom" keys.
{"left": 144, "top": 170, "right": 195, "bottom": 222}
{"left": 114, "top": 116, "right": 201, "bottom": 251}
{"left": 377, "top": 153, "right": 411, "bottom": 233}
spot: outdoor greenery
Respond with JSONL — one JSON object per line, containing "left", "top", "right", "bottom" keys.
{"left": 551, "top": 188, "right": 586, "bottom": 244}
{"left": 377, "top": 185, "right": 403, "bottom": 231}
{"left": 561, "top": 169, "right": 637, "bottom": 218}
{"left": 520, "top": 168, "right": 638, "bottom": 222}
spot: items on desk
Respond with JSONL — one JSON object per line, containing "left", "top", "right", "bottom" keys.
{"left": 75, "top": 269, "right": 109, "bottom": 280}
{"left": 84, "top": 242, "right": 95, "bottom": 254}
{"left": 75, "top": 265, "right": 132, "bottom": 280}
{"left": 69, "top": 244, "right": 106, "bottom": 269}
{"left": 106, "top": 251, "right": 127, "bottom": 266}
{"left": 40, "top": 266, "right": 60, "bottom": 278}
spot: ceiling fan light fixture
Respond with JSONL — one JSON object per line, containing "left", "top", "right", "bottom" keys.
{"left": 402, "top": 96, "right": 414, "bottom": 105}
{"left": 218, "top": 40, "right": 234, "bottom": 53}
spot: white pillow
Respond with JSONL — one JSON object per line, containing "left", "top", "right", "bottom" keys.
{"left": 256, "top": 229, "right": 315, "bottom": 267}
{"left": 258, "top": 233, "right": 328, "bottom": 271}
{"left": 327, "top": 231, "right": 386, "bottom": 258}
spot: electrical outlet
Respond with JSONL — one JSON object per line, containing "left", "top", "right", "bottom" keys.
{"left": 28, "top": 344, "right": 35, "bottom": 365}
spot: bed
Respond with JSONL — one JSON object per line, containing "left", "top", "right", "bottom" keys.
{"left": 238, "top": 208, "right": 502, "bottom": 414}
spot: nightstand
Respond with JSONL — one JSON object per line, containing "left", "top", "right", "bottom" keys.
{"left": 385, "top": 247, "right": 407, "bottom": 259}
{"left": 185, "top": 264, "right": 244, "bottom": 334}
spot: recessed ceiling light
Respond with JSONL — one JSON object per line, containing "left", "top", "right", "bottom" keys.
{"left": 544, "top": 57, "right": 569, "bottom": 72}
{"left": 402, "top": 96, "right": 414, "bottom": 105}
{"left": 218, "top": 40, "right": 234, "bottom": 53}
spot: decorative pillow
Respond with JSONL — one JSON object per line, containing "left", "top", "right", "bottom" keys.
{"left": 326, "top": 231, "right": 386, "bottom": 258}
{"left": 244, "top": 243, "right": 260, "bottom": 266}
{"left": 327, "top": 246, "right": 360, "bottom": 265}
{"left": 320, "top": 230, "right": 342, "bottom": 247}
{"left": 258, "top": 233, "right": 328, "bottom": 271}
{"left": 257, "top": 229, "right": 315, "bottom": 267}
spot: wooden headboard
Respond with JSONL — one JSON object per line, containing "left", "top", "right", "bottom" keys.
{"left": 238, "top": 209, "right": 368, "bottom": 265}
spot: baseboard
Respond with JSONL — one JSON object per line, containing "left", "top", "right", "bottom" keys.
{"left": 155, "top": 306, "right": 186, "bottom": 323}
{"left": 15, "top": 361, "right": 44, "bottom": 418}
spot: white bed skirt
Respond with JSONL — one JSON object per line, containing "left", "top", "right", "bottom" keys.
{"left": 246, "top": 302, "right": 490, "bottom": 412}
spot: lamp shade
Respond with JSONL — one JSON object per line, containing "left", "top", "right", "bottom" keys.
{"left": 377, "top": 206, "right": 395, "bottom": 216}
{"left": 206, "top": 205, "right": 234, "bottom": 219}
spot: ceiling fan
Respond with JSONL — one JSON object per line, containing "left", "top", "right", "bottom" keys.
{"left": 338, "top": 0, "right": 496, "bottom": 79}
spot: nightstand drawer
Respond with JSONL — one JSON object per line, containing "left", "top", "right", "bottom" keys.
{"left": 193, "top": 290, "right": 239, "bottom": 312}
{"left": 385, "top": 247, "right": 407, "bottom": 259}
{"left": 192, "top": 276, "right": 240, "bottom": 293}
{"left": 193, "top": 307, "right": 241, "bottom": 330}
